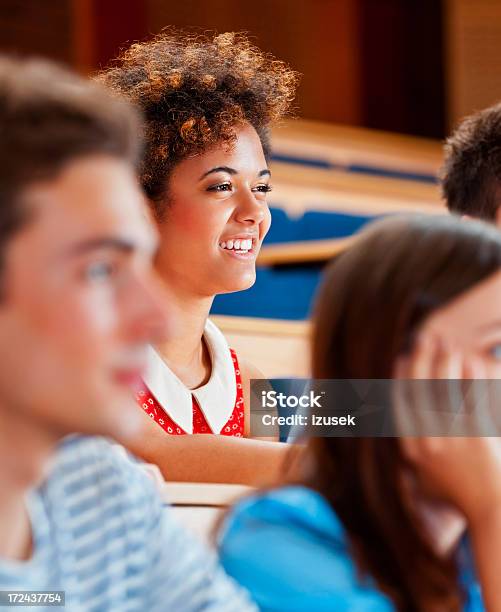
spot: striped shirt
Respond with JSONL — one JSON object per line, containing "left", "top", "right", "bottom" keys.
{"left": 0, "top": 436, "right": 256, "bottom": 611}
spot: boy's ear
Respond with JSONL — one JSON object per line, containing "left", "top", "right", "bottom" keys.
{"left": 461, "top": 214, "right": 471, "bottom": 221}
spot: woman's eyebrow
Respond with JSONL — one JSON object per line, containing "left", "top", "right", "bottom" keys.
{"left": 199, "top": 167, "right": 271, "bottom": 180}
{"left": 199, "top": 166, "right": 237, "bottom": 180}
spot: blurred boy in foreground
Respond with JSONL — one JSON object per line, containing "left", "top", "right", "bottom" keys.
{"left": 0, "top": 57, "right": 255, "bottom": 611}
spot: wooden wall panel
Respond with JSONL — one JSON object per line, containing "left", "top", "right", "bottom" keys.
{"left": 445, "top": 0, "right": 501, "bottom": 128}
{"left": 92, "top": 0, "right": 147, "bottom": 70}
{"left": 146, "top": 0, "right": 364, "bottom": 125}
{"left": 360, "top": 0, "right": 446, "bottom": 138}
{"left": 0, "top": 0, "right": 448, "bottom": 139}
{"left": 0, "top": 0, "right": 72, "bottom": 64}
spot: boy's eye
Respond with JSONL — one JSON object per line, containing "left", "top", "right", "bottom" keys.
{"left": 207, "top": 182, "right": 232, "bottom": 192}
{"left": 490, "top": 344, "right": 501, "bottom": 360}
{"left": 84, "top": 261, "right": 115, "bottom": 282}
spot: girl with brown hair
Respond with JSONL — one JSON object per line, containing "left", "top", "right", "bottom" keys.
{"left": 219, "top": 214, "right": 501, "bottom": 610}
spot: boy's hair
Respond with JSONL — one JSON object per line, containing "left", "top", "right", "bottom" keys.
{"left": 442, "top": 102, "right": 501, "bottom": 220}
{"left": 97, "top": 30, "right": 299, "bottom": 219}
{"left": 0, "top": 56, "right": 141, "bottom": 264}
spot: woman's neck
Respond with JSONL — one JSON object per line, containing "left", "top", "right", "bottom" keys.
{"left": 154, "top": 283, "right": 214, "bottom": 389}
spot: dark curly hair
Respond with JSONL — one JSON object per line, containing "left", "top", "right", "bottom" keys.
{"left": 97, "top": 30, "right": 299, "bottom": 219}
{"left": 442, "top": 102, "right": 501, "bottom": 221}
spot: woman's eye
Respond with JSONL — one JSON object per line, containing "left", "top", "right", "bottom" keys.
{"left": 490, "top": 344, "right": 501, "bottom": 360}
{"left": 252, "top": 184, "right": 273, "bottom": 193}
{"left": 207, "top": 182, "right": 232, "bottom": 192}
{"left": 84, "top": 261, "right": 115, "bottom": 283}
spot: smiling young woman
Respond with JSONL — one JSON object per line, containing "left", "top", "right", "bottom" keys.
{"left": 98, "top": 31, "right": 299, "bottom": 484}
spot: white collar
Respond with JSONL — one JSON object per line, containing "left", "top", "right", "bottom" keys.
{"left": 143, "top": 319, "right": 237, "bottom": 434}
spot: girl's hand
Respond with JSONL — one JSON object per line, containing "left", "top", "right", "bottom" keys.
{"left": 393, "top": 334, "right": 501, "bottom": 525}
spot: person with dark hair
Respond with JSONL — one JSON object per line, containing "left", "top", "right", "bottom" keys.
{"left": 218, "top": 214, "right": 501, "bottom": 611}
{"left": 98, "top": 31, "right": 299, "bottom": 484}
{"left": 443, "top": 102, "right": 501, "bottom": 221}
{"left": 0, "top": 56, "right": 256, "bottom": 610}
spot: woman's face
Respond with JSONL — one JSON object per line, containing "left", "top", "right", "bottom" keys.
{"left": 420, "top": 269, "right": 501, "bottom": 378}
{"left": 154, "top": 123, "right": 271, "bottom": 297}
{"left": 396, "top": 270, "right": 501, "bottom": 533}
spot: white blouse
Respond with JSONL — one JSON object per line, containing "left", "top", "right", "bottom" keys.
{"left": 142, "top": 319, "right": 238, "bottom": 434}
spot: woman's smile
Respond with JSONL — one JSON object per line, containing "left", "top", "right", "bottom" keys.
{"left": 218, "top": 234, "right": 258, "bottom": 261}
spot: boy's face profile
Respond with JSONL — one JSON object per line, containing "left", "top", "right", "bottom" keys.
{"left": 0, "top": 155, "right": 167, "bottom": 442}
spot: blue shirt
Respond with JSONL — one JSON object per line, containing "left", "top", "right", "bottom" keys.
{"left": 219, "top": 485, "right": 484, "bottom": 612}
{"left": 0, "top": 436, "right": 256, "bottom": 611}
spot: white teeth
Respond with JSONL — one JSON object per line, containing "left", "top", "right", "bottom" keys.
{"left": 219, "top": 238, "right": 254, "bottom": 251}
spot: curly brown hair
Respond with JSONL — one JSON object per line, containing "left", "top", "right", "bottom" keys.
{"left": 97, "top": 30, "right": 299, "bottom": 219}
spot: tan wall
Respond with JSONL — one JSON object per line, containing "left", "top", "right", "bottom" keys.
{"left": 445, "top": 0, "right": 501, "bottom": 128}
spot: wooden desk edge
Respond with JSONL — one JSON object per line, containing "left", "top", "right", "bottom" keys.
{"left": 211, "top": 314, "right": 310, "bottom": 337}
{"left": 257, "top": 236, "right": 353, "bottom": 266}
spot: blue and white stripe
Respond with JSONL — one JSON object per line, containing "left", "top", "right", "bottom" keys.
{"left": 0, "top": 436, "right": 256, "bottom": 612}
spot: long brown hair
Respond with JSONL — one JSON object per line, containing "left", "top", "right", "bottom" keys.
{"left": 308, "top": 214, "right": 501, "bottom": 611}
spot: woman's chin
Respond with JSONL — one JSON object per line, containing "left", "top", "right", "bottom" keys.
{"left": 217, "top": 273, "right": 257, "bottom": 295}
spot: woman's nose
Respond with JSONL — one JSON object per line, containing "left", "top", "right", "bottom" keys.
{"left": 234, "top": 189, "right": 266, "bottom": 224}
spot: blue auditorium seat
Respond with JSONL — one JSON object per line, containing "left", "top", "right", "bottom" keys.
{"left": 265, "top": 208, "right": 375, "bottom": 244}
{"left": 212, "top": 266, "right": 323, "bottom": 320}
{"left": 299, "top": 210, "right": 373, "bottom": 240}
{"left": 263, "top": 206, "right": 297, "bottom": 244}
